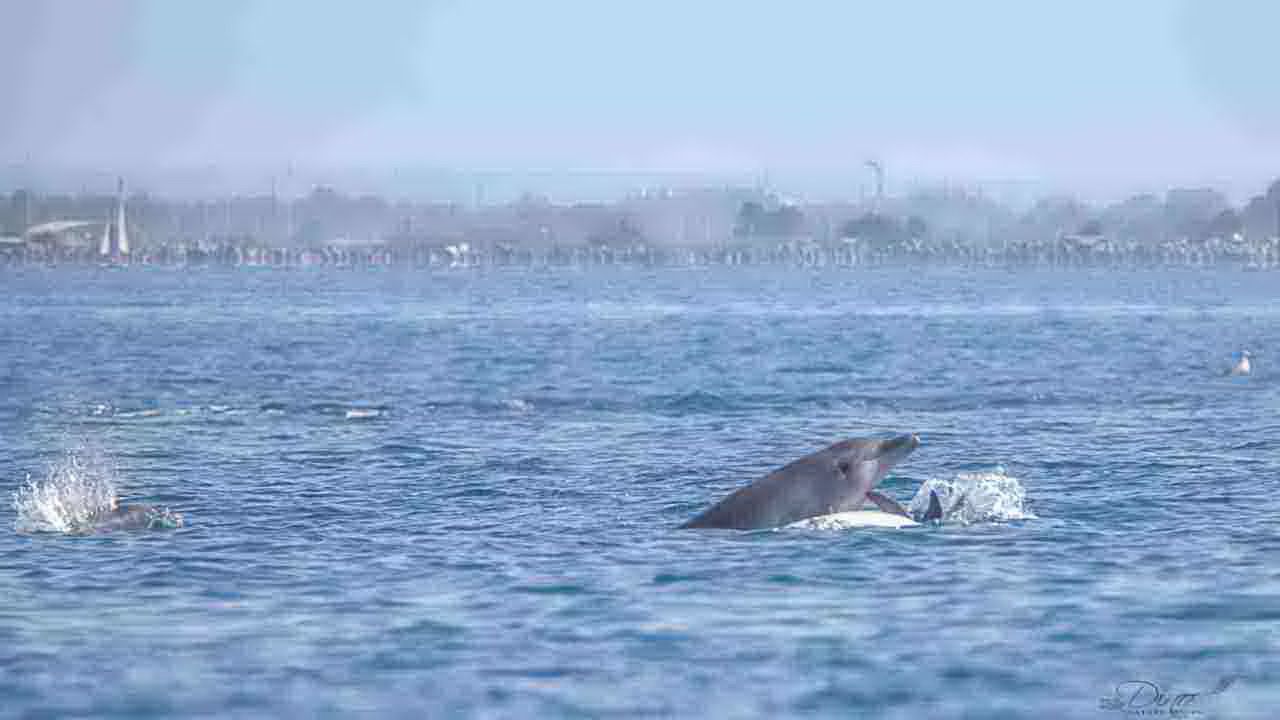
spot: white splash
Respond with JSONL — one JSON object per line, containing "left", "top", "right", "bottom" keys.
{"left": 908, "top": 467, "right": 1035, "bottom": 525}
{"left": 504, "top": 398, "right": 534, "bottom": 413}
{"left": 788, "top": 511, "right": 919, "bottom": 531}
{"left": 12, "top": 451, "right": 119, "bottom": 534}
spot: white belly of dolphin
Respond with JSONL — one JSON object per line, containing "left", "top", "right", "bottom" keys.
{"left": 787, "top": 510, "right": 920, "bottom": 530}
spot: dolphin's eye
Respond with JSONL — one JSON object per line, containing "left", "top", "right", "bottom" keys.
{"left": 837, "top": 460, "right": 851, "bottom": 474}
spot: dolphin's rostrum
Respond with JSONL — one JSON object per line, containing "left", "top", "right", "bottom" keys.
{"left": 681, "top": 433, "right": 921, "bottom": 530}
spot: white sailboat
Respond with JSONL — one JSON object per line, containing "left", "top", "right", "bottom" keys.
{"left": 99, "top": 177, "right": 129, "bottom": 262}
{"left": 115, "top": 178, "right": 129, "bottom": 255}
{"left": 98, "top": 217, "right": 111, "bottom": 256}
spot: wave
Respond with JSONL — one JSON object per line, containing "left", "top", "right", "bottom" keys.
{"left": 308, "top": 403, "right": 389, "bottom": 420}
{"left": 649, "top": 391, "right": 732, "bottom": 413}
{"left": 503, "top": 398, "right": 534, "bottom": 413}
{"left": 775, "top": 363, "right": 856, "bottom": 375}
{"left": 113, "top": 408, "right": 165, "bottom": 419}
{"left": 907, "top": 467, "right": 1036, "bottom": 524}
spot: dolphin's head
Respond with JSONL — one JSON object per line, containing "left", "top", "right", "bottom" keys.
{"left": 828, "top": 433, "right": 920, "bottom": 494}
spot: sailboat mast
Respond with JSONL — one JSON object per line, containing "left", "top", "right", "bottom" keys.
{"left": 99, "top": 214, "right": 111, "bottom": 256}
{"left": 115, "top": 177, "right": 129, "bottom": 255}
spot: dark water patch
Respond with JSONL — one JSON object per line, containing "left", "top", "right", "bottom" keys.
{"left": 388, "top": 618, "right": 467, "bottom": 639}
{"left": 512, "top": 582, "right": 591, "bottom": 596}
{"left": 481, "top": 454, "right": 553, "bottom": 474}
{"left": 374, "top": 443, "right": 440, "bottom": 459}
{"left": 253, "top": 371, "right": 296, "bottom": 383}
{"left": 776, "top": 362, "right": 855, "bottom": 375}
{"left": 1138, "top": 592, "right": 1280, "bottom": 622}
{"left": 1135, "top": 393, "right": 1193, "bottom": 406}
{"left": 651, "top": 572, "right": 707, "bottom": 585}
{"left": 1035, "top": 458, "right": 1102, "bottom": 472}
{"left": 262, "top": 339, "right": 327, "bottom": 355}
{"left": 193, "top": 415, "right": 248, "bottom": 428}
{"left": 649, "top": 391, "right": 733, "bottom": 414}
{"left": 160, "top": 374, "right": 223, "bottom": 387}
{"left": 278, "top": 450, "right": 359, "bottom": 468}
{"left": 443, "top": 485, "right": 502, "bottom": 500}
{"left": 116, "top": 448, "right": 179, "bottom": 461}
{"left": 308, "top": 402, "right": 356, "bottom": 415}
{"left": 765, "top": 573, "right": 806, "bottom": 585}
{"left": 127, "top": 491, "right": 198, "bottom": 505}
{"left": 263, "top": 432, "right": 300, "bottom": 441}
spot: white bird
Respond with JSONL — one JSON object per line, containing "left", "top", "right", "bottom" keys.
{"left": 1228, "top": 350, "right": 1252, "bottom": 376}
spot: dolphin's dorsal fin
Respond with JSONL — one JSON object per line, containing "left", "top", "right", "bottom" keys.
{"left": 921, "top": 490, "right": 944, "bottom": 522}
{"left": 865, "top": 490, "right": 911, "bottom": 518}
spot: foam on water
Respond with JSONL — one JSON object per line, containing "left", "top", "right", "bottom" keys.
{"left": 908, "top": 467, "right": 1036, "bottom": 525}
{"left": 12, "top": 450, "right": 118, "bottom": 534}
{"left": 788, "top": 510, "right": 920, "bottom": 531}
{"left": 784, "top": 469, "right": 1034, "bottom": 531}
{"left": 503, "top": 398, "right": 534, "bottom": 413}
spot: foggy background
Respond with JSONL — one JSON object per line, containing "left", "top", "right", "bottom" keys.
{"left": 2, "top": 0, "right": 1278, "bottom": 204}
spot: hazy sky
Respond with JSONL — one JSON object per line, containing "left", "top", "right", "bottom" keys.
{"left": 2, "top": 0, "right": 1277, "bottom": 199}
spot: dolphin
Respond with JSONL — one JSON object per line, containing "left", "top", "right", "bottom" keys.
{"left": 920, "top": 489, "right": 944, "bottom": 523}
{"left": 89, "top": 503, "right": 183, "bottom": 533}
{"left": 681, "top": 433, "right": 921, "bottom": 530}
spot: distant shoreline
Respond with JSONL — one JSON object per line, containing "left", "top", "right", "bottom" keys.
{"left": 5, "top": 180, "right": 1279, "bottom": 271}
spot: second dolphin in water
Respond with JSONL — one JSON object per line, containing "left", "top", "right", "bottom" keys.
{"left": 681, "top": 433, "right": 922, "bottom": 530}
{"left": 89, "top": 503, "right": 184, "bottom": 533}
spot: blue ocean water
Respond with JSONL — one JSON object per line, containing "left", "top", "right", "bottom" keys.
{"left": 2, "top": 267, "right": 1277, "bottom": 718}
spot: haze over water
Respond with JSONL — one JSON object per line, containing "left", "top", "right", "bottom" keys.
{"left": 2, "top": 267, "right": 1277, "bottom": 717}
{"left": 4, "top": 0, "right": 1280, "bottom": 200}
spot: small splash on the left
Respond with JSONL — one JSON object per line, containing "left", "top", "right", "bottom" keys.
{"left": 11, "top": 450, "right": 183, "bottom": 535}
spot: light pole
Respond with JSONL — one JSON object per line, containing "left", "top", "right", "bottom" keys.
{"left": 865, "top": 160, "right": 884, "bottom": 214}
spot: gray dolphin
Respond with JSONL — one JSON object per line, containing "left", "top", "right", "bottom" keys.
{"left": 681, "top": 433, "right": 921, "bottom": 530}
{"left": 88, "top": 503, "right": 183, "bottom": 533}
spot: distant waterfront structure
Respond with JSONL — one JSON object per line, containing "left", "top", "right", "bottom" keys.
{"left": 2, "top": 174, "right": 1280, "bottom": 269}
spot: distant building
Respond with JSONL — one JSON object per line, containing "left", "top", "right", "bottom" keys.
{"left": 23, "top": 220, "right": 99, "bottom": 251}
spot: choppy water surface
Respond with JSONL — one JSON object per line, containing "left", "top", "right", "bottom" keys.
{"left": 2, "top": 267, "right": 1278, "bottom": 718}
